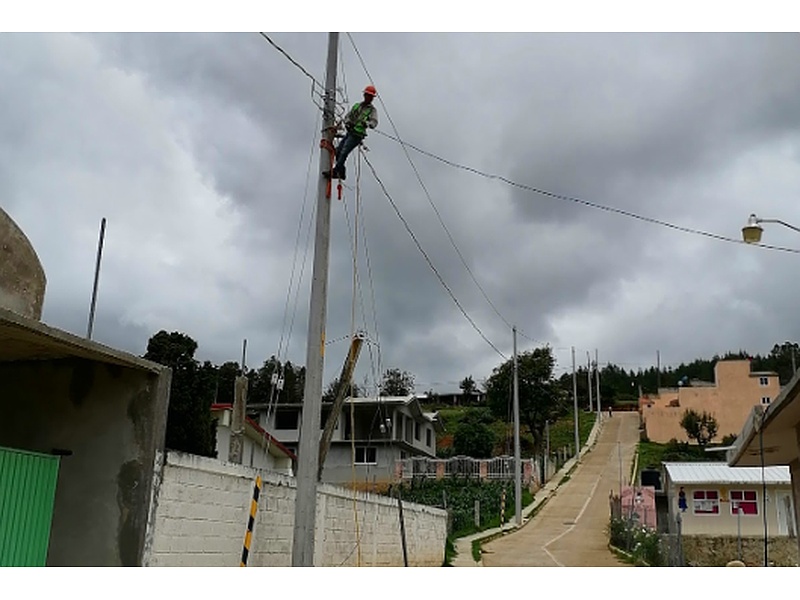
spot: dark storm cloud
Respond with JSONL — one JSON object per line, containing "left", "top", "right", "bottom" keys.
{"left": 3, "top": 32, "right": 800, "bottom": 394}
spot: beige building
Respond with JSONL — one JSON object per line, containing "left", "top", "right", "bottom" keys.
{"left": 641, "top": 360, "right": 780, "bottom": 443}
{"left": 728, "top": 368, "right": 800, "bottom": 559}
{"left": 664, "top": 462, "right": 796, "bottom": 537}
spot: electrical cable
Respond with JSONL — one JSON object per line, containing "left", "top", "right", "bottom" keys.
{"left": 362, "top": 153, "right": 507, "bottom": 360}
{"left": 372, "top": 129, "right": 800, "bottom": 256}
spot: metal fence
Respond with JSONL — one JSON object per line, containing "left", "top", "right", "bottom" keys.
{"left": 395, "top": 445, "right": 576, "bottom": 488}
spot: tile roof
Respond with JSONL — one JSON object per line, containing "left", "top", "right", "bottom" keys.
{"left": 664, "top": 462, "right": 790, "bottom": 485}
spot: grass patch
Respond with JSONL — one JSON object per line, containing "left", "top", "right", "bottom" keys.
{"left": 635, "top": 439, "right": 728, "bottom": 480}
{"left": 471, "top": 539, "right": 482, "bottom": 562}
{"left": 443, "top": 537, "right": 456, "bottom": 566}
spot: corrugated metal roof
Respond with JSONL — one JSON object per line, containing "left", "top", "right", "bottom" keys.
{"left": 664, "top": 462, "right": 790, "bottom": 484}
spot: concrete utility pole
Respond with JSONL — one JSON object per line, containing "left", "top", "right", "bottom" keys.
{"left": 595, "top": 348, "right": 601, "bottom": 419}
{"left": 587, "top": 351, "right": 593, "bottom": 412}
{"left": 229, "top": 375, "right": 248, "bottom": 464}
{"left": 86, "top": 217, "right": 106, "bottom": 340}
{"left": 572, "top": 347, "right": 579, "bottom": 462}
{"left": 292, "top": 32, "right": 339, "bottom": 568}
{"left": 657, "top": 350, "right": 661, "bottom": 390}
{"left": 512, "top": 326, "right": 521, "bottom": 526}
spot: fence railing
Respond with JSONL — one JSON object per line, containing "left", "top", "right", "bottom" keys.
{"left": 394, "top": 445, "right": 576, "bottom": 488}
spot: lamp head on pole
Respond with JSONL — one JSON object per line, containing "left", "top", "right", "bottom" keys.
{"left": 742, "top": 213, "right": 763, "bottom": 244}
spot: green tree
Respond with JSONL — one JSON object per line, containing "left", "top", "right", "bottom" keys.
{"left": 486, "top": 346, "right": 567, "bottom": 455}
{"left": 453, "top": 408, "right": 496, "bottom": 458}
{"left": 215, "top": 361, "right": 241, "bottom": 405}
{"left": 322, "top": 376, "right": 363, "bottom": 402}
{"left": 379, "top": 368, "right": 415, "bottom": 396}
{"left": 680, "top": 408, "right": 719, "bottom": 447}
{"left": 144, "top": 331, "right": 217, "bottom": 457}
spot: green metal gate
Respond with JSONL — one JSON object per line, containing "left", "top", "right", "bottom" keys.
{"left": 0, "top": 446, "right": 60, "bottom": 566}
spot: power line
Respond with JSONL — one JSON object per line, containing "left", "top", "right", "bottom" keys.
{"left": 258, "top": 33, "right": 323, "bottom": 89}
{"left": 362, "top": 153, "right": 507, "bottom": 360}
{"left": 373, "top": 129, "right": 800, "bottom": 256}
{"left": 345, "top": 32, "right": 517, "bottom": 333}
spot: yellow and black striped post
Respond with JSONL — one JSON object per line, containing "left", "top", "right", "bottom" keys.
{"left": 240, "top": 475, "right": 262, "bottom": 567}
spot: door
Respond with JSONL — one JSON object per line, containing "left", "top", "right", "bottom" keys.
{"left": 0, "top": 446, "right": 60, "bottom": 566}
{"left": 775, "top": 491, "right": 796, "bottom": 537}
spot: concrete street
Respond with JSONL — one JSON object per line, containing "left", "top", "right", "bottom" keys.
{"left": 480, "top": 411, "right": 639, "bottom": 566}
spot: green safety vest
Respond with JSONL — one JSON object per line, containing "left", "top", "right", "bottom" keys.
{"left": 347, "top": 102, "right": 375, "bottom": 137}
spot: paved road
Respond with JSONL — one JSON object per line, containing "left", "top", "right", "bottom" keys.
{"left": 481, "top": 412, "right": 639, "bottom": 567}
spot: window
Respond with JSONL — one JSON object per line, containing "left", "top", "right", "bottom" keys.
{"left": 275, "top": 409, "right": 299, "bottom": 430}
{"left": 355, "top": 446, "right": 377, "bottom": 465}
{"left": 759, "top": 376, "right": 769, "bottom": 386}
{"left": 415, "top": 422, "right": 421, "bottom": 441}
{"left": 761, "top": 396, "right": 771, "bottom": 405}
{"left": 730, "top": 490, "right": 758, "bottom": 515}
{"left": 692, "top": 490, "right": 720, "bottom": 514}
{"left": 426, "top": 428, "right": 432, "bottom": 447}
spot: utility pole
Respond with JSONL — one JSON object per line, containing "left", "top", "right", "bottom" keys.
{"left": 86, "top": 217, "right": 106, "bottom": 340}
{"left": 595, "top": 348, "right": 601, "bottom": 419}
{"left": 291, "top": 32, "right": 339, "bottom": 568}
{"left": 512, "top": 326, "right": 521, "bottom": 526}
{"left": 572, "top": 347, "right": 579, "bottom": 462}
{"left": 230, "top": 338, "right": 248, "bottom": 465}
{"left": 587, "top": 351, "right": 593, "bottom": 412}
{"left": 657, "top": 350, "right": 661, "bottom": 390}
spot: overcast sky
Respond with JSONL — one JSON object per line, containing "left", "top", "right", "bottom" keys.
{"left": 4, "top": 32, "right": 800, "bottom": 393}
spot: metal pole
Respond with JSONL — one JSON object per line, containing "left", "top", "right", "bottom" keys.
{"left": 618, "top": 441, "right": 623, "bottom": 496}
{"left": 241, "top": 338, "right": 247, "bottom": 375}
{"left": 595, "top": 348, "right": 601, "bottom": 419}
{"left": 86, "top": 217, "right": 106, "bottom": 339}
{"left": 760, "top": 407, "right": 768, "bottom": 567}
{"left": 512, "top": 326, "right": 521, "bottom": 526}
{"left": 396, "top": 486, "right": 409, "bottom": 567}
{"left": 572, "top": 347, "right": 579, "bottom": 462}
{"left": 736, "top": 504, "right": 742, "bottom": 562}
{"left": 291, "top": 31, "right": 339, "bottom": 568}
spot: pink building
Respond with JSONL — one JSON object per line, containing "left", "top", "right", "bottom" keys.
{"left": 620, "top": 486, "right": 657, "bottom": 529}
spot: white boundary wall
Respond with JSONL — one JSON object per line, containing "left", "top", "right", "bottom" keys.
{"left": 146, "top": 451, "right": 447, "bottom": 567}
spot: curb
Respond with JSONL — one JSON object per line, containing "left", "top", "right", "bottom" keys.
{"left": 451, "top": 414, "right": 607, "bottom": 566}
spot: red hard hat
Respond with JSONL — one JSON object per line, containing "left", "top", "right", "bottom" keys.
{"left": 363, "top": 85, "right": 377, "bottom": 96}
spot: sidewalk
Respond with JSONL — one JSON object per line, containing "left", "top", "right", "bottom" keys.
{"left": 450, "top": 414, "right": 607, "bottom": 567}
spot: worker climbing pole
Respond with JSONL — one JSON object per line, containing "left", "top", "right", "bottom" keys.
{"left": 323, "top": 84, "right": 378, "bottom": 185}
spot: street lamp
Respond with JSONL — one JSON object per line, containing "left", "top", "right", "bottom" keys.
{"left": 742, "top": 213, "right": 800, "bottom": 243}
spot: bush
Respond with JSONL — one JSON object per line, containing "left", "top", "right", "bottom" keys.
{"left": 607, "top": 517, "right": 664, "bottom": 566}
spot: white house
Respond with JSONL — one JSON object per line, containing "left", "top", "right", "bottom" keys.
{"left": 211, "top": 404, "right": 295, "bottom": 476}
{"left": 252, "top": 395, "right": 443, "bottom": 487}
{"left": 663, "top": 462, "right": 796, "bottom": 537}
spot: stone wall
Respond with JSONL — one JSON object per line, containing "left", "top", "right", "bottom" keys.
{"left": 147, "top": 451, "right": 448, "bottom": 566}
{"left": 682, "top": 535, "right": 799, "bottom": 567}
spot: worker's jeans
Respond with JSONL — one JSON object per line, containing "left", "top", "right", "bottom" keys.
{"left": 334, "top": 132, "right": 363, "bottom": 172}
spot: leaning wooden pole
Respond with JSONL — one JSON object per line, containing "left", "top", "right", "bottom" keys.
{"left": 318, "top": 332, "right": 364, "bottom": 481}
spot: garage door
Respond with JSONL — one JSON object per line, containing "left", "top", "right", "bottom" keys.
{"left": 0, "top": 446, "right": 60, "bottom": 566}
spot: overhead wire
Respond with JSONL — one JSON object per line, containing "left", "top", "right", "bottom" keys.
{"left": 373, "top": 129, "right": 800, "bottom": 256}
{"left": 362, "top": 153, "right": 507, "bottom": 360}
{"left": 345, "top": 33, "right": 518, "bottom": 335}
{"left": 258, "top": 32, "right": 322, "bottom": 89}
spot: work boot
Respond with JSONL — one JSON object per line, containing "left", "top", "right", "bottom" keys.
{"left": 336, "top": 166, "right": 346, "bottom": 180}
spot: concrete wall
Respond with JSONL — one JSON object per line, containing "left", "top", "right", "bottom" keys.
{"left": 0, "top": 359, "right": 170, "bottom": 565}
{"left": 148, "top": 451, "right": 448, "bottom": 567}
{"left": 0, "top": 206, "right": 46, "bottom": 320}
{"left": 642, "top": 361, "right": 780, "bottom": 443}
